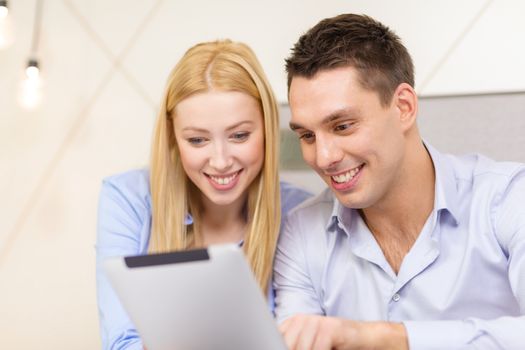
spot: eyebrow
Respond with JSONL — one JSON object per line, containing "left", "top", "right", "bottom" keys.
{"left": 182, "top": 120, "right": 255, "bottom": 132}
{"left": 289, "top": 107, "right": 357, "bottom": 131}
{"left": 182, "top": 126, "right": 208, "bottom": 132}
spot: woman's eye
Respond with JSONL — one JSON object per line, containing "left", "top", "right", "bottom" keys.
{"left": 231, "top": 132, "right": 250, "bottom": 142}
{"left": 187, "top": 137, "right": 206, "bottom": 145}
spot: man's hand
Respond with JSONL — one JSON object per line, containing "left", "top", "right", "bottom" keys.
{"left": 279, "top": 314, "right": 352, "bottom": 350}
{"left": 278, "top": 314, "right": 408, "bottom": 350}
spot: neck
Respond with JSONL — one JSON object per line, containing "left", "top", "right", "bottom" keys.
{"left": 199, "top": 193, "right": 248, "bottom": 246}
{"left": 360, "top": 138, "right": 435, "bottom": 273}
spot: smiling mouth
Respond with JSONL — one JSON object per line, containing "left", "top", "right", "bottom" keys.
{"left": 205, "top": 170, "right": 242, "bottom": 186}
{"left": 330, "top": 164, "right": 363, "bottom": 184}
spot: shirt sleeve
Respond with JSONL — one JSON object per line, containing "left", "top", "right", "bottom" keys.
{"left": 96, "top": 178, "right": 146, "bottom": 350}
{"left": 405, "top": 169, "right": 525, "bottom": 350}
{"left": 404, "top": 316, "right": 525, "bottom": 350}
{"left": 273, "top": 210, "right": 324, "bottom": 324}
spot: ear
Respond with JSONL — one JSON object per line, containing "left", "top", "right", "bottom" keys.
{"left": 392, "top": 83, "right": 418, "bottom": 131}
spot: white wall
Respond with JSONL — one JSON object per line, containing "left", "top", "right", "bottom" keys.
{"left": 1, "top": 0, "right": 524, "bottom": 348}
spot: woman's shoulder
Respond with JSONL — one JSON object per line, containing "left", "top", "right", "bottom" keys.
{"left": 279, "top": 181, "right": 313, "bottom": 215}
{"left": 101, "top": 168, "right": 152, "bottom": 211}
{"left": 103, "top": 168, "right": 150, "bottom": 195}
{"left": 97, "top": 169, "right": 152, "bottom": 258}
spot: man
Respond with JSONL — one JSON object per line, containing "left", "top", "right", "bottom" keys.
{"left": 274, "top": 13, "right": 525, "bottom": 350}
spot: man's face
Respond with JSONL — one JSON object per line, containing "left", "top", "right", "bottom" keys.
{"left": 289, "top": 66, "right": 407, "bottom": 209}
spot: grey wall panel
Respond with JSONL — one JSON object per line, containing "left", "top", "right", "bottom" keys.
{"left": 418, "top": 92, "right": 525, "bottom": 162}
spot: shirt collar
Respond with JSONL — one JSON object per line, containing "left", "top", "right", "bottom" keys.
{"left": 184, "top": 213, "right": 193, "bottom": 225}
{"left": 424, "top": 142, "right": 461, "bottom": 225}
{"left": 326, "top": 194, "right": 353, "bottom": 232}
{"left": 325, "top": 141, "right": 461, "bottom": 230}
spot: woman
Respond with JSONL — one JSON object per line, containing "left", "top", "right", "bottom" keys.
{"left": 96, "top": 40, "right": 311, "bottom": 350}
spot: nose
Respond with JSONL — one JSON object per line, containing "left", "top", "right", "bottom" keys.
{"left": 315, "top": 134, "right": 343, "bottom": 171}
{"left": 209, "top": 141, "right": 233, "bottom": 171}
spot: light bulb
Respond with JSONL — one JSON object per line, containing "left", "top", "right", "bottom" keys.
{"left": 0, "top": 8, "right": 13, "bottom": 49}
{"left": 19, "top": 59, "right": 43, "bottom": 110}
{"left": 26, "top": 60, "right": 40, "bottom": 79}
{"left": 0, "top": 1, "right": 8, "bottom": 19}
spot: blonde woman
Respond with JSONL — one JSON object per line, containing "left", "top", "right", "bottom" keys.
{"left": 95, "top": 40, "right": 311, "bottom": 350}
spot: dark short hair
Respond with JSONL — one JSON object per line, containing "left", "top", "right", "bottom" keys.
{"left": 285, "top": 14, "right": 414, "bottom": 106}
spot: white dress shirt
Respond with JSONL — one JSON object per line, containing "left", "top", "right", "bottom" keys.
{"left": 274, "top": 144, "right": 525, "bottom": 349}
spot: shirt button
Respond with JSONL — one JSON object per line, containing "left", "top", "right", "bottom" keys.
{"left": 392, "top": 293, "right": 401, "bottom": 302}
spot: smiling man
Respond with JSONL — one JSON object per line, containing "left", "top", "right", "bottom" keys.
{"left": 274, "top": 14, "right": 525, "bottom": 350}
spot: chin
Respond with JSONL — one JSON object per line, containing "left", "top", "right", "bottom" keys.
{"left": 334, "top": 192, "right": 366, "bottom": 210}
{"left": 206, "top": 194, "right": 237, "bottom": 206}
{"left": 208, "top": 188, "right": 245, "bottom": 206}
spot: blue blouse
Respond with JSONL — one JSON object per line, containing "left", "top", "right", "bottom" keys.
{"left": 95, "top": 168, "right": 311, "bottom": 350}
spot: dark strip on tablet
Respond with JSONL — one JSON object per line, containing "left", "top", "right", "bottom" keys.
{"left": 124, "top": 249, "right": 210, "bottom": 268}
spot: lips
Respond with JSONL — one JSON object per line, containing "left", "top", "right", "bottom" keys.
{"left": 329, "top": 164, "right": 363, "bottom": 191}
{"left": 205, "top": 170, "right": 242, "bottom": 190}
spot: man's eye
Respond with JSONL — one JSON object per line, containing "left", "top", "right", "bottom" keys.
{"left": 231, "top": 132, "right": 250, "bottom": 142}
{"left": 299, "top": 132, "right": 315, "bottom": 144}
{"left": 187, "top": 137, "right": 206, "bottom": 145}
{"left": 334, "top": 123, "right": 352, "bottom": 132}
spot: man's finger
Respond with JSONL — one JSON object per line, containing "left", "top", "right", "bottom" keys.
{"left": 280, "top": 316, "right": 303, "bottom": 350}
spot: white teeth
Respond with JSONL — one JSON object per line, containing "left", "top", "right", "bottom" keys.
{"left": 210, "top": 173, "right": 237, "bottom": 185}
{"left": 331, "top": 166, "right": 360, "bottom": 183}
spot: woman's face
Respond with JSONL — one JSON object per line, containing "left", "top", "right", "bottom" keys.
{"left": 174, "top": 90, "right": 265, "bottom": 210}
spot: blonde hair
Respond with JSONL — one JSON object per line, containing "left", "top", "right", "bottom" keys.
{"left": 149, "top": 40, "right": 281, "bottom": 293}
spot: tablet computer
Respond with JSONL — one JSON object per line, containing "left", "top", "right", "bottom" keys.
{"left": 103, "top": 244, "right": 287, "bottom": 350}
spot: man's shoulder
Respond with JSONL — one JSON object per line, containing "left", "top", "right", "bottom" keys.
{"left": 449, "top": 153, "right": 525, "bottom": 187}
{"left": 473, "top": 156, "right": 524, "bottom": 179}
